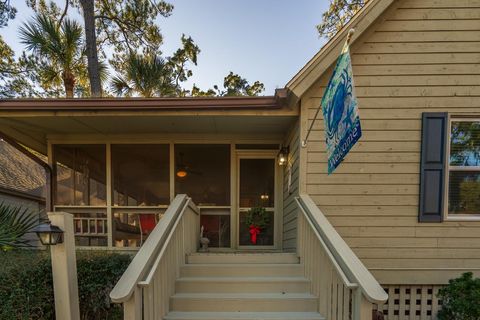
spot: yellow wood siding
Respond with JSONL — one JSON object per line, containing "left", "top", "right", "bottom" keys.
{"left": 282, "top": 120, "right": 300, "bottom": 251}
{"left": 300, "top": 0, "right": 480, "bottom": 284}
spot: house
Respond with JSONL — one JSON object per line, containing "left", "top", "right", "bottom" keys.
{"left": 0, "top": 137, "right": 47, "bottom": 213}
{"left": 0, "top": 137, "right": 48, "bottom": 246}
{"left": 0, "top": 0, "right": 479, "bottom": 319}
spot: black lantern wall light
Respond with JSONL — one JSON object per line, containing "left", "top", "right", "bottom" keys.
{"left": 277, "top": 146, "right": 289, "bottom": 166}
{"left": 33, "top": 221, "right": 64, "bottom": 245}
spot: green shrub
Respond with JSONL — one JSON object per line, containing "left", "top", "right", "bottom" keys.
{"left": 0, "top": 250, "right": 54, "bottom": 320}
{"left": 437, "top": 272, "right": 480, "bottom": 320}
{"left": 0, "top": 250, "right": 132, "bottom": 320}
{"left": 77, "top": 252, "right": 132, "bottom": 320}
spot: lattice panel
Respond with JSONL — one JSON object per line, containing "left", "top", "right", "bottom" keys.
{"left": 374, "top": 285, "right": 444, "bottom": 320}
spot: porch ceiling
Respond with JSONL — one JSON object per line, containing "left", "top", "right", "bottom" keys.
{"left": 0, "top": 94, "right": 298, "bottom": 153}
{"left": 0, "top": 115, "right": 297, "bottom": 153}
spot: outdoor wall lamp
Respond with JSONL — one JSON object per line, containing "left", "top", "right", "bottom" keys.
{"left": 277, "top": 146, "right": 289, "bottom": 166}
{"left": 33, "top": 221, "right": 64, "bottom": 245}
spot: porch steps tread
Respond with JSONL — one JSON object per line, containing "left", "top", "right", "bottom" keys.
{"left": 170, "top": 293, "right": 318, "bottom": 312}
{"left": 172, "top": 292, "right": 317, "bottom": 298}
{"left": 176, "top": 276, "right": 310, "bottom": 293}
{"left": 165, "top": 253, "right": 322, "bottom": 318}
{"left": 176, "top": 276, "right": 309, "bottom": 282}
{"left": 164, "top": 312, "right": 325, "bottom": 320}
{"left": 187, "top": 253, "right": 299, "bottom": 264}
{"left": 180, "top": 264, "right": 304, "bottom": 277}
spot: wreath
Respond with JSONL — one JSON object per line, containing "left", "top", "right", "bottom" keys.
{"left": 245, "top": 207, "right": 270, "bottom": 229}
{"left": 245, "top": 207, "right": 270, "bottom": 244}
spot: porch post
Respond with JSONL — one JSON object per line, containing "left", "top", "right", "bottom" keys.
{"left": 48, "top": 212, "right": 81, "bottom": 320}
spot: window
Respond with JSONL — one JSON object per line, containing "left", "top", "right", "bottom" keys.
{"left": 448, "top": 120, "right": 480, "bottom": 216}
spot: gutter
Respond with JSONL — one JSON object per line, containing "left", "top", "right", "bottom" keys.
{"left": 0, "top": 90, "right": 288, "bottom": 112}
{"left": 0, "top": 186, "right": 46, "bottom": 204}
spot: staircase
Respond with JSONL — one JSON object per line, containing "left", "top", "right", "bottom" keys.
{"left": 164, "top": 252, "right": 324, "bottom": 320}
{"left": 110, "top": 195, "right": 387, "bottom": 320}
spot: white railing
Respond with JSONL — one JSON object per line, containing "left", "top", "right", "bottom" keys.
{"left": 295, "top": 194, "right": 388, "bottom": 320}
{"left": 110, "top": 194, "right": 200, "bottom": 320}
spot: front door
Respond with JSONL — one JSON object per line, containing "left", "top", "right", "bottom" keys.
{"left": 237, "top": 152, "right": 279, "bottom": 249}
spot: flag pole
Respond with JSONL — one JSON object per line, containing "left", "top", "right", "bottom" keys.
{"left": 301, "top": 28, "right": 355, "bottom": 148}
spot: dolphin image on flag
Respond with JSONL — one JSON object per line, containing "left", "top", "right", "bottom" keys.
{"left": 321, "top": 42, "right": 362, "bottom": 174}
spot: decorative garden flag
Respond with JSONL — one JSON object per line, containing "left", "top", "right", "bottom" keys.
{"left": 321, "top": 41, "right": 361, "bottom": 174}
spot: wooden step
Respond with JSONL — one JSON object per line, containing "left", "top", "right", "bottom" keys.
{"left": 180, "top": 264, "right": 304, "bottom": 278}
{"left": 176, "top": 276, "right": 310, "bottom": 293}
{"left": 164, "top": 311, "right": 325, "bottom": 320}
{"left": 187, "top": 253, "right": 300, "bottom": 264}
{"left": 166, "top": 252, "right": 321, "bottom": 319}
{"left": 170, "top": 293, "right": 318, "bottom": 312}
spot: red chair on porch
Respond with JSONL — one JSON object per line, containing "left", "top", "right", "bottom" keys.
{"left": 139, "top": 214, "right": 157, "bottom": 245}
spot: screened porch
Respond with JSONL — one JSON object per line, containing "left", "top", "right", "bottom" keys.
{"left": 52, "top": 142, "right": 285, "bottom": 250}
{"left": 0, "top": 95, "right": 298, "bottom": 250}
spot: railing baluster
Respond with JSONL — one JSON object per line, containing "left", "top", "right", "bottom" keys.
{"left": 344, "top": 284, "right": 350, "bottom": 320}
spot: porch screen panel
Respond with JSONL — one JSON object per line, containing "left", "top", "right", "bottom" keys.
{"left": 111, "top": 144, "right": 170, "bottom": 206}
{"left": 174, "top": 144, "right": 230, "bottom": 206}
{"left": 175, "top": 144, "right": 231, "bottom": 247}
{"left": 72, "top": 210, "right": 108, "bottom": 246}
{"left": 53, "top": 145, "right": 106, "bottom": 206}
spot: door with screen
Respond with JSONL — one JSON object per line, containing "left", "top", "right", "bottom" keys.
{"left": 238, "top": 156, "right": 277, "bottom": 248}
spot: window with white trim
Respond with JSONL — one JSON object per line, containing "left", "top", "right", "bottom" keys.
{"left": 447, "top": 119, "right": 480, "bottom": 216}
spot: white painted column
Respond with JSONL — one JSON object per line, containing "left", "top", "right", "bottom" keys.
{"left": 48, "top": 212, "right": 80, "bottom": 320}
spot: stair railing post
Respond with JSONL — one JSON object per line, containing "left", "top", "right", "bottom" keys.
{"left": 123, "top": 287, "right": 142, "bottom": 320}
{"left": 353, "top": 288, "right": 373, "bottom": 320}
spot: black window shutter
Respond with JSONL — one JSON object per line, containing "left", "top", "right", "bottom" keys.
{"left": 419, "top": 112, "right": 448, "bottom": 222}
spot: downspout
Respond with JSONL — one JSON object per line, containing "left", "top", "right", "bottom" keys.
{"left": 0, "top": 131, "right": 53, "bottom": 212}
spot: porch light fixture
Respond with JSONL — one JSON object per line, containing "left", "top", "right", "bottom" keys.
{"left": 277, "top": 146, "right": 289, "bottom": 166}
{"left": 33, "top": 222, "right": 64, "bottom": 245}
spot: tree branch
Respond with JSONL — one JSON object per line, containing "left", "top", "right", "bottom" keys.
{"left": 58, "top": 0, "right": 69, "bottom": 27}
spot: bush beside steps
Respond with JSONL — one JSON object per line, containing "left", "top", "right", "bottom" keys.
{"left": 0, "top": 250, "right": 131, "bottom": 320}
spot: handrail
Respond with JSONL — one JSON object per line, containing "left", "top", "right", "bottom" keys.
{"left": 139, "top": 200, "right": 199, "bottom": 286}
{"left": 110, "top": 194, "right": 199, "bottom": 303}
{"left": 296, "top": 194, "right": 388, "bottom": 304}
{"left": 296, "top": 199, "right": 358, "bottom": 290}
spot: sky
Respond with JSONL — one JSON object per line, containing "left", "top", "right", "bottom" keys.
{"left": 1, "top": 0, "right": 329, "bottom": 95}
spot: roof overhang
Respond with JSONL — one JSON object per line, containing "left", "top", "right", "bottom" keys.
{"left": 0, "top": 91, "right": 298, "bottom": 153}
{"left": 0, "top": 93, "right": 288, "bottom": 112}
{"left": 285, "top": 0, "right": 396, "bottom": 100}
